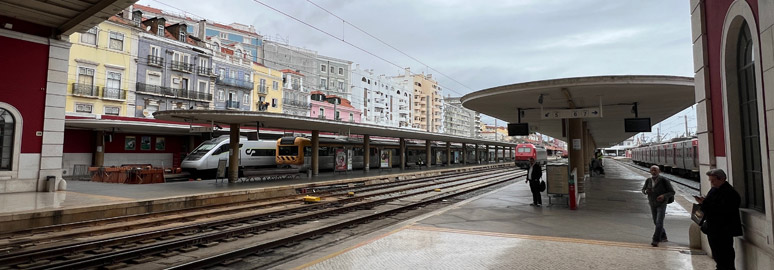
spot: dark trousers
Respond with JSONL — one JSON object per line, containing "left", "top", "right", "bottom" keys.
{"left": 708, "top": 233, "right": 736, "bottom": 270}
{"left": 529, "top": 180, "right": 542, "bottom": 205}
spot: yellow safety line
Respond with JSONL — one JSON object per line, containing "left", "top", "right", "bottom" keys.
{"left": 409, "top": 226, "right": 692, "bottom": 252}
{"left": 293, "top": 226, "right": 410, "bottom": 270}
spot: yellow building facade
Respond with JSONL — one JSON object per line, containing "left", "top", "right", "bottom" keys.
{"left": 66, "top": 17, "right": 138, "bottom": 117}
{"left": 252, "top": 63, "right": 283, "bottom": 113}
{"left": 411, "top": 73, "right": 443, "bottom": 132}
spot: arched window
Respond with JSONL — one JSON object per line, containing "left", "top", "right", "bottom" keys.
{"left": 0, "top": 108, "right": 15, "bottom": 170}
{"left": 736, "top": 22, "right": 764, "bottom": 211}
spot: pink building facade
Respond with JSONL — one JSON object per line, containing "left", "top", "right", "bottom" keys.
{"left": 309, "top": 91, "right": 362, "bottom": 123}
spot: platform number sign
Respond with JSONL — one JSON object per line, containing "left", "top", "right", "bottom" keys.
{"left": 541, "top": 108, "right": 602, "bottom": 119}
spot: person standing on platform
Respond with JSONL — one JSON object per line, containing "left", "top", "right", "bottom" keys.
{"left": 525, "top": 157, "right": 542, "bottom": 206}
{"left": 641, "top": 165, "right": 675, "bottom": 247}
{"left": 695, "top": 169, "right": 743, "bottom": 270}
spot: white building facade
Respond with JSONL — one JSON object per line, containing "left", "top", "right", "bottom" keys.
{"left": 350, "top": 65, "right": 412, "bottom": 128}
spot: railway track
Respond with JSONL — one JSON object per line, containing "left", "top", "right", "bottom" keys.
{"left": 0, "top": 166, "right": 508, "bottom": 250}
{"left": 612, "top": 159, "right": 700, "bottom": 195}
{"left": 0, "top": 167, "right": 521, "bottom": 269}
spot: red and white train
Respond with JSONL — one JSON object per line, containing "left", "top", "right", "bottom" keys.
{"left": 630, "top": 138, "right": 699, "bottom": 179}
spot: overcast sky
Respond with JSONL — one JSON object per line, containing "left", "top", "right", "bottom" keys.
{"left": 139, "top": 0, "right": 695, "bottom": 144}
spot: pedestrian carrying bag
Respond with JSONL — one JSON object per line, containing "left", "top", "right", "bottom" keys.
{"left": 539, "top": 180, "right": 546, "bottom": 192}
{"left": 691, "top": 203, "right": 704, "bottom": 225}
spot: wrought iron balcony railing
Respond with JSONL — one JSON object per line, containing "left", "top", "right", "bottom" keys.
{"left": 282, "top": 99, "right": 311, "bottom": 108}
{"left": 72, "top": 83, "right": 99, "bottom": 97}
{"left": 216, "top": 77, "right": 253, "bottom": 89}
{"left": 226, "top": 100, "right": 240, "bottom": 109}
{"left": 170, "top": 61, "right": 194, "bottom": 73}
{"left": 197, "top": 67, "right": 213, "bottom": 76}
{"left": 148, "top": 55, "right": 164, "bottom": 67}
{"left": 258, "top": 85, "right": 268, "bottom": 94}
{"left": 102, "top": 87, "right": 126, "bottom": 100}
{"left": 136, "top": 82, "right": 175, "bottom": 96}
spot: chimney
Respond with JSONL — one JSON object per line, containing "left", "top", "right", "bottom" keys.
{"left": 198, "top": 20, "right": 206, "bottom": 39}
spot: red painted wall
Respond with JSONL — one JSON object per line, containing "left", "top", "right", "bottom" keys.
{"left": 63, "top": 129, "right": 95, "bottom": 153}
{"left": 0, "top": 36, "right": 48, "bottom": 153}
{"left": 703, "top": 0, "right": 759, "bottom": 157}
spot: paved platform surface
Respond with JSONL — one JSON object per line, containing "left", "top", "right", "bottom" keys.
{"left": 0, "top": 162, "right": 500, "bottom": 215}
{"left": 285, "top": 159, "right": 715, "bottom": 269}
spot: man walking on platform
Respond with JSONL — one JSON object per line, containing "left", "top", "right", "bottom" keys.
{"left": 642, "top": 165, "right": 675, "bottom": 247}
{"left": 525, "top": 157, "right": 542, "bottom": 206}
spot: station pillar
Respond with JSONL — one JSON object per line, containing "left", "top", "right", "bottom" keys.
{"left": 446, "top": 141, "right": 451, "bottom": 166}
{"left": 569, "top": 119, "right": 585, "bottom": 178}
{"left": 364, "top": 135, "right": 370, "bottom": 173}
{"left": 462, "top": 143, "right": 467, "bottom": 164}
{"left": 425, "top": 140, "right": 432, "bottom": 168}
{"left": 400, "top": 138, "right": 406, "bottom": 170}
{"left": 494, "top": 145, "right": 499, "bottom": 163}
{"left": 312, "top": 130, "right": 319, "bottom": 176}
{"left": 94, "top": 130, "right": 104, "bottom": 167}
{"left": 475, "top": 144, "right": 479, "bottom": 164}
{"left": 229, "top": 124, "right": 240, "bottom": 183}
{"left": 503, "top": 147, "right": 506, "bottom": 161}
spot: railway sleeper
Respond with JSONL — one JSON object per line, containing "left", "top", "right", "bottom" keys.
{"left": 160, "top": 251, "right": 181, "bottom": 258}
{"left": 103, "top": 262, "right": 128, "bottom": 270}
{"left": 15, "top": 259, "right": 50, "bottom": 268}
{"left": 179, "top": 246, "right": 199, "bottom": 253}
{"left": 90, "top": 247, "right": 113, "bottom": 254}
{"left": 62, "top": 253, "right": 85, "bottom": 260}
{"left": 220, "top": 258, "right": 243, "bottom": 266}
{"left": 200, "top": 242, "right": 219, "bottom": 248}
{"left": 130, "top": 256, "right": 158, "bottom": 264}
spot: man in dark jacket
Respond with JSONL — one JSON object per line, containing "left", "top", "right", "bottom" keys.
{"left": 525, "top": 157, "right": 542, "bottom": 206}
{"left": 642, "top": 165, "right": 675, "bottom": 247}
{"left": 696, "top": 169, "right": 743, "bottom": 270}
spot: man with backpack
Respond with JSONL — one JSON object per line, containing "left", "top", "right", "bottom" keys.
{"left": 641, "top": 165, "right": 675, "bottom": 247}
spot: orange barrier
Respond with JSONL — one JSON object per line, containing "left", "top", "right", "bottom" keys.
{"left": 88, "top": 166, "right": 165, "bottom": 184}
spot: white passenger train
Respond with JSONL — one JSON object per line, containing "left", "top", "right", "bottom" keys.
{"left": 181, "top": 136, "right": 276, "bottom": 177}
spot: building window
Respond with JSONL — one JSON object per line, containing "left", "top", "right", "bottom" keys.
{"left": 338, "top": 81, "right": 344, "bottom": 90}
{"left": 0, "top": 109, "right": 15, "bottom": 170}
{"left": 321, "top": 64, "right": 326, "bottom": 72}
{"left": 272, "top": 98, "right": 277, "bottom": 107}
{"left": 198, "top": 81, "right": 208, "bottom": 93}
{"left": 104, "top": 106, "right": 120, "bottom": 115}
{"left": 235, "top": 49, "right": 243, "bottom": 59}
{"left": 212, "top": 43, "right": 220, "bottom": 52}
{"left": 219, "top": 68, "right": 226, "bottom": 80}
{"left": 243, "top": 93, "right": 249, "bottom": 104}
{"left": 105, "top": 71, "right": 122, "bottom": 99}
{"left": 320, "top": 78, "right": 327, "bottom": 89}
{"left": 179, "top": 31, "right": 186, "bottom": 41}
{"left": 339, "top": 67, "right": 343, "bottom": 75}
{"left": 218, "top": 90, "right": 225, "bottom": 101}
{"left": 335, "top": 110, "right": 340, "bottom": 120}
{"left": 77, "top": 67, "right": 95, "bottom": 95}
{"left": 75, "top": 103, "right": 93, "bottom": 113}
{"left": 109, "top": 32, "right": 124, "bottom": 50}
{"left": 349, "top": 112, "right": 354, "bottom": 122}
{"left": 736, "top": 22, "right": 764, "bottom": 211}
{"left": 157, "top": 25, "right": 164, "bottom": 36}
{"left": 330, "top": 66, "right": 334, "bottom": 73}
{"left": 81, "top": 27, "right": 97, "bottom": 45}
{"left": 273, "top": 81, "right": 279, "bottom": 90}
{"left": 319, "top": 108, "right": 325, "bottom": 118}
{"left": 219, "top": 32, "right": 227, "bottom": 39}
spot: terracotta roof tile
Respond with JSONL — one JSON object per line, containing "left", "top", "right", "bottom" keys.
{"left": 132, "top": 4, "right": 163, "bottom": 14}
{"left": 280, "top": 69, "right": 304, "bottom": 76}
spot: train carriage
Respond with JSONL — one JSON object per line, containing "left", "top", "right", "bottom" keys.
{"left": 630, "top": 138, "right": 699, "bottom": 179}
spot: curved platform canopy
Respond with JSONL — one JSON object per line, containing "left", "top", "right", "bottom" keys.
{"left": 153, "top": 110, "right": 516, "bottom": 147}
{"left": 0, "top": 0, "right": 139, "bottom": 36}
{"left": 461, "top": 75, "right": 695, "bottom": 147}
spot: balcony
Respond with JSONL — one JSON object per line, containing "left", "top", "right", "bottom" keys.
{"left": 148, "top": 55, "right": 164, "bottom": 67}
{"left": 258, "top": 85, "right": 268, "bottom": 94}
{"left": 102, "top": 87, "right": 126, "bottom": 100}
{"left": 72, "top": 83, "right": 99, "bottom": 97}
{"left": 175, "top": 88, "right": 212, "bottom": 101}
{"left": 170, "top": 61, "right": 194, "bottom": 73}
{"left": 282, "top": 99, "right": 311, "bottom": 108}
{"left": 136, "top": 82, "right": 175, "bottom": 96}
{"left": 197, "top": 67, "right": 213, "bottom": 76}
{"left": 226, "top": 100, "right": 240, "bottom": 109}
{"left": 216, "top": 77, "right": 253, "bottom": 89}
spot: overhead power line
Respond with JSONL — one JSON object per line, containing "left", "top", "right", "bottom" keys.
{"left": 304, "top": 0, "right": 475, "bottom": 92}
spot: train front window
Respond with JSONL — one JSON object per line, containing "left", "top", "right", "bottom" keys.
{"left": 186, "top": 143, "right": 218, "bottom": 160}
{"left": 517, "top": 147, "right": 531, "bottom": 153}
{"left": 279, "top": 146, "right": 299, "bottom": 156}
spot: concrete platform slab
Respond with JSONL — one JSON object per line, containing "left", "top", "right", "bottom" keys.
{"left": 290, "top": 159, "right": 714, "bottom": 269}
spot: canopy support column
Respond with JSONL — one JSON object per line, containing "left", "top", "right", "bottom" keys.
{"left": 312, "top": 130, "right": 319, "bottom": 176}
{"left": 364, "top": 135, "right": 370, "bottom": 173}
{"left": 229, "top": 124, "right": 240, "bottom": 183}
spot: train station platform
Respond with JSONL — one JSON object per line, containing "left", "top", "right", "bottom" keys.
{"left": 281, "top": 159, "right": 715, "bottom": 269}
{"left": 0, "top": 162, "right": 511, "bottom": 233}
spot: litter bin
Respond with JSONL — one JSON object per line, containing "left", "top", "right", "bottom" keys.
{"left": 46, "top": 175, "right": 57, "bottom": 192}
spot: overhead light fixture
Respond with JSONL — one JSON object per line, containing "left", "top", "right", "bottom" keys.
{"left": 538, "top": 94, "right": 544, "bottom": 104}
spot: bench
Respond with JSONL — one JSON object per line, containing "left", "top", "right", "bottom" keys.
{"left": 240, "top": 168, "right": 301, "bottom": 182}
